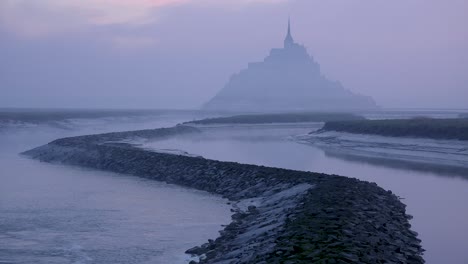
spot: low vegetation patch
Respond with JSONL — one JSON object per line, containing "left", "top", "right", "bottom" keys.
{"left": 185, "top": 112, "right": 365, "bottom": 125}
{"left": 321, "top": 118, "right": 468, "bottom": 140}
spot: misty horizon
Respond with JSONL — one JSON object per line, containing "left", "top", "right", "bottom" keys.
{"left": 1, "top": 0, "right": 467, "bottom": 109}
{"left": 1, "top": 3, "right": 468, "bottom": 262}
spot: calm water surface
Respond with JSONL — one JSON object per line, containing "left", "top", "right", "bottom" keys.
{"left": 144, "top": 124, "right": 468, "bottom": 264}
{"left": 2, "top": 111, "right": 467, "bottom": 264}
{"left": 0, "top": 115, "right": 231, "bottom": 264}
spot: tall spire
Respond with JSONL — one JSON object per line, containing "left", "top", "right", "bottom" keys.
{"left": 284, "top": 17, "right": 294, "bottom": 48}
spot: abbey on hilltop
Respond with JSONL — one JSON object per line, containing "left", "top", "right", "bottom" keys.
{"left": 203, "top": 19, "right": 378, "bottom": 112}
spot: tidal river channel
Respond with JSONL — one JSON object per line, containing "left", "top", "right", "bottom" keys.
{"left": 143, "top": 123, "right": 468, "bottom": 264}
{"left": 0, "top": 115, "right": 231, "bottom": 264}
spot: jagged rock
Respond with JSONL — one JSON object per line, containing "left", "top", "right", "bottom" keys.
{"left": 186, "top": 246, "right": 206, "bottom": 255}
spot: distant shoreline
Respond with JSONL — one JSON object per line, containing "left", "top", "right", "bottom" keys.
{"left": 318, "top": 118, "right": 468, "bottom": 141}
{"left": 1, "top": 108, "right": 468, "bottom": 128}
{"left": 184, "top": 112, "right": 364, "bottom": 125}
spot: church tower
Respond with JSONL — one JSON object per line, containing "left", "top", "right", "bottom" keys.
{"left": 284, "top": 17, "right": 295, "bottom": 48}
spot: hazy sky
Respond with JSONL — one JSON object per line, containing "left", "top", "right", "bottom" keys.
{"left": 1, "top": 0, "right": 467, "bottom": 109}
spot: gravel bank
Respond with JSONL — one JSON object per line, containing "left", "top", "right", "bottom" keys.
{"left": 23, "top": 125, "right": 424, "bottom": 263}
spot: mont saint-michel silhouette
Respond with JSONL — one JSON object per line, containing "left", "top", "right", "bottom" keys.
{"left": 204, "top": 19, "right": 377, "bottom": 111}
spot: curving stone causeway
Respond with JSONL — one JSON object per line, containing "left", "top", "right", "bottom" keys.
{"left": 22, "top": 125, "right": 425, "bottom": 263}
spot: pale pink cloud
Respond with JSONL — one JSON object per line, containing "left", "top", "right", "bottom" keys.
{"left": 0, "top": 0, "right": 287, "bottom": 38}
{"left": 0, "top": 0, "right": 188, "bottom": 37}
{"left": 68, "top": 0, "right": 191, "bottom": 25}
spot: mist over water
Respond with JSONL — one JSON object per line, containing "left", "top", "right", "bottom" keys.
{"left": 0, "top": 112, "right": 231, "bottom": 264}
{"left": 1, "top": 110, "right": 468, "bottom": 263}
{"left": 1, "top": 1, "right": 467, "bottom": 262}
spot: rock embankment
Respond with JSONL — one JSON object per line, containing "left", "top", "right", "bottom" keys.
{"left": 23, "top": 125, "right": 424, "bottom": 263}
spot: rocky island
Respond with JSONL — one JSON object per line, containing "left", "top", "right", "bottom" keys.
{"left": 23, "top": 125, "right": 424, "bottom": 263}
{"left": 203, "top": 19, "right": 377, "bottom": 112}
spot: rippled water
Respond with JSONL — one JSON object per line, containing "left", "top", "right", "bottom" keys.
{"left": 0, "top": 114, "right": 231, "bottom": 264}
{"left": 2, "top": 110, "right": 467, "bottom": 264}
{"left": 142, "top": 123, "right": 468, "bottom": 264}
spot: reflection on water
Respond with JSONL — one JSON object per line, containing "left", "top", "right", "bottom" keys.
{"left": 2, "top": 109, "right": 468, "bottom": 264}
{"left": 0, "top": 155, "right": 231, "bottom": 264}
{"left": 0, "top": 115, "right": 231, "bottom": 264}
{"left": 321, "top": 148, "right": 468, "bottom": 179}
{"left": 142, "top": 124, "right": 468, "bottom": 264}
